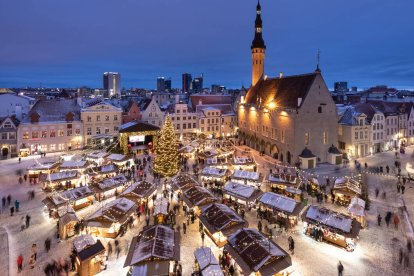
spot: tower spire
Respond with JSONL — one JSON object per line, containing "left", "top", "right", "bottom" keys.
{"left": 315, "top": 48, "right": 321, "bottom": 73}
{"left": 251, "top": 1, "right": 266, "bottom": 86}
{"left": 251, "top": 0, "right": 266, "bottom": 49}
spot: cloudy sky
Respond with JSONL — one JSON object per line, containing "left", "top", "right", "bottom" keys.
{"left": 0, "top": 0, "right": 413, "bottom": 90}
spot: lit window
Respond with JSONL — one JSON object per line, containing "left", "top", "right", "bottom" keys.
{"left": 305, "top": 132, "right": 309, "bottom": 145}
{"left": 32, "top": 131, "right": 39, "bottom": 139}
{"left": 323, "top": 131, "right": 327, "bottom": 144}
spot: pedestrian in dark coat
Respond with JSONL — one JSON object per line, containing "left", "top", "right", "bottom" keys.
{"left": 15, "top": 200, "right": 20, "bottom": 212}
{"left": 45, "top": 238, "right": 51, "bottom": 253}
{"left": 10, "top": 206, "right": 14, "bottom": 216}
{"left": 385, "top": 212, "right": 392, "bottom": 227}
{"left": 337, "top": 261, "right": 344, "bottom": 276}
{"left": 25, "top": 214, "right": 31, "bottom": 228}
{"left": 70, "top": 253, "right": 76, "bottom": 271}
{"left": 377, "top": 214, "right": 382, "bottom": 226}
{"left": 258, "top": 221, "right": 262, "bottom": 232}
{"left": 402, "top": 185, "right": 405, "bottom": 194}
{"left": 2, "top": 196, "right": 5, "bottom": 208}
{"left": 7, "top": 194, "right": 11, "bottom": 206}
{"left": 183, "top": 222, "right": 187, "bottom": 234}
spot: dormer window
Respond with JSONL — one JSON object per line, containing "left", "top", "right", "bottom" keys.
{"left": 359, "top": 119, "right": 364, "bottom": 126}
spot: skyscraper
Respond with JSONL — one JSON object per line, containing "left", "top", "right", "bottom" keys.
{"left": 182, "top": 73, "right": 192, "bottom": 93}
{"left": 192, "top": 75, "right": 203, "bottom": 94}
{"left": 334, "top": 82, "right": 349, "bottom": 92}
{"left": 157, "top": 77, "right": 166, "bottom": 92}
{"left": 103, "top": 72, "right": 121, "bottom": 98}
{"left": 164, "top": 78, "right": 172, "bottom": 92}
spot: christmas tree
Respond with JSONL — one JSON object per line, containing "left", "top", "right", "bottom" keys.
{"left": 154, "top": 116, "right": 179, "bottom": 177}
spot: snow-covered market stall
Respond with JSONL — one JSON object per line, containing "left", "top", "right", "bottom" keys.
{"left": 85, "top": 151, "right": 109, "bottom": 166}
{"left": 268, "top": 172, "right": 298, "bottom": 195}
{"left": 193, "top": 247, "right": 224, "bottom": 276}
{"left": 73, "top": 235, "right": 106, "bottom": 276}
{"left": 40, "top": 171, "right": 83, "bottom": 191}
{"left": 348, "top": 197, "right": 367, "bottom": 228}
{"left": 224, "top": 228, "right": 292, "bottom": 276}
{"left": 60, "top": 160, "right": 90, "bottom": 173}
{"left": 42, "top": 186, "right": 94, "bottom": 215}
{"left": 332, "top": 177, "right": 362, "bottom": 206}
{"left": 231, "top": 169, "right": 261, "bottom": 187}
{"left": 153, "top": 197, "right": 169, "bottom": 224}
{"left": 199, "top": 203, "right": 247, "bottom": 247}
{"left": 302, "top": 205, "right": 361, "bottom": 251}
{"left": 124, "top": 225, "right": 180, "bottom": 275}
{"left": 171, "top": 174, "right": 200, "bottom": 194}
{"left": 58, "top": 206, "right": 79, "bottom": 239}
{"left": 181, "top": 185, "right": 217, "bottom": 214}
{"left": 106, "top": 153, "right": 134, "bottom": 168}
{"left": 27, "top": 161, "right": 60, "bottom": 181}
{"left": 258, "top": 192, "right": 305, "bottom": 229}
{"left": 84, "top": 197, "right": 137, "bottom": 238}
{"left": 90, "top": 174, "right": 128, "bottom": 201}
{"left": 119, "top": 181, "right": 157, "bottom": 205}
{"left": 232, "top": 156, "right": 256, "bottom": 171}
{"left": 223, "top": 181, "right": 262, "bottom": 206}
{"left": 86, "top": 164, "right": 119, "bottom": 182}
{"left": 201, "top": 166, "right": 229, "bottom": 183}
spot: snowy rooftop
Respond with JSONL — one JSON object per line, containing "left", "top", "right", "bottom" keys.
{"left": 100, "top": 164, "right": 118, "bottom": 173}
{"left": 200, "top": 203, "right": 245, "bottom": 233}
{"left": 259, "top": 192, "right": 299, "bottom": 214}
{"left": 348, "top": 197, "right": 366, "bottom": 217}
{"left": 60, "top": 160, "right": 88, "bottom": 169}
{"left": 28, "top": 162, "right": 59, "bottom": 171}
{"left": 268, "top": 173, "right": 297, "bottom": 184}
{"left": 233, "top": 156, "right": 255, "bottom": 165}
{"left": 171, "top": 174, "right": 200, "bottom": 191}
{"left": 97, "top": 174, "right": 127, "bottom": 191}
{"left": 49, "top": 186, "right": 93, "bottom": 206}
{"left": 125, "top": 225, "right": 176, "bottom": 266}
{"left": 202, "top": 166, "right": 227, "bottom": 177}
{"left": 182, "top": 186, "right": 216, "bottom": 208}
{"left": 73, "top": 235, "right": 96, "bottom": 253}
{"left": 86, "top": 197, "right": 136, "bottom": 224}
{"left": 223, "top": 182, "right": 258, "bottom": 200}
{"left": 120, "top": 181, "right": 156, "bottom": 199}
{"left": 305, "top": 205, "right": 353, "bottom": 233}
{"left": 86, "top": 151, "right": 109, "bottom": 159}
{"left": 226, "top": 228, "right": 290, "bottom": 273}
{"left": 46, "top": 170, "right": 78, "bottom": 182}
{"left": 232, "top": 170, "right": 260, "bottom": 181}
{"left": 153, "top": 197, "right": 169, "bottom": 216}
{"left": 194, "top": 247, "right": 223, "bottom": 276}
{"left": 107, "top": 153, "right": 129, "bottom": 162}
{"left": 334, "top": 177, "right": 362, "bottom": 195}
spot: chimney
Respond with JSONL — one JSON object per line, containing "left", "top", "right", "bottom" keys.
{"left": 280, "top": 72, "right": 283, "bottom": 78}
{"left": 198, "top": 99, "right": 202, "bottom": 106}
{"left": 175, "top": 94, "right": 180, "bottom": 104}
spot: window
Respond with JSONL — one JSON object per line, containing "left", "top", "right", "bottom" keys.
{"left": 75, "top": 128, "right": 81, "bottom": 135}
{"left": 323, "top": 131, "right": 327, "bottom": 144}
{"left": 41, "top": 131, "right": 47, "bottom": 138}
{"left": 281, "top": 130, "right": 285, "bottom": 143}
{"left": 359, "top": 119, "right": 363, "bottom": 126}
{"left": 96, "top": 127, "right": 101, "bottom": 135}
{"left": 216, "top": 126, "right": 219, "bottom": 131}
{"left": 50, "top": 130, "right": 56, "bottom": 138}
{"left": 176, "top": 124, "right": 180, "bottom": 130}
{"left": 3, "top": 122, "right": 12, "bottom": 128}
{"left": 32, "top": 131, "right": 39, "bottom": 139}
{"left": 177, "top": 110, "right": 180, "bottom": 113}
{"left": 87, "top": 116, "right": 91, "bottom": 122}
{"left": 96, "top": 115, "right": 100, "bottom": 121}
{"left": 305, "top": 132, "right": 309, "bottom": 145}
{"left": 193, "top": 116, "right": 196, "bottom": 120}
{"left": 176, "top": 117, "right": 180, "bottom": 121}
{"left": 183, "top": 124, "right": 187, "bottom": 129}
{"left": 114, "top": 115, "right": 118, "bottom": 121}
{"left": 201, "top": 119, "right": 204, "bottom": 124}
{"left": 201, "top": 127, "right": 204, "bottom": 132}
{"left": 193, "top": 123, "right": 196, "bottom": 128}
{"left": 318, "top": 106, "right": 322, "bottom": 113}
{"left": 105, "top": 128, "right": 110, "bottom": 134}
{"left": 183, "top": 116, "right": 186, "bottom": 120}
{"left": 114, "top": 126, "right": 118, "bottom": 132}
{"left": 67, "top": 129, "right": 72, "bottom": 136}
{"left": 9, "top": 132, "right": 15, "bottom": 140}
{"left": 360, "top": 131, "right": 363, "bottom": 139}
{"left": 207, "top": 127, "right": 210, "bottom": 131}
{"left": 364, "top": 131, "right": 368, "bottom": 139}
{"left": 87, "top": 127, "right": 92, "bottom": 135}
{"left": 187, "top": 123, "right": 191, "bottom": 128}
{"left": 207, "top": 119, "right": 210, "bottom": 124}
{"left": 105, "top": 115, "right": 109, "bottom": 121}
{"left": 355, "top": 132, "right": 358, "bottom": 140}
{"left": 216, "top": 118, "right": 219, "bottom": 123}
{"left": 49, "top": 144, "right": 56, "bottom": 151}
{"left": 373, "top": 133, "right": 376, "bottom": 140}
{"left": 23, "top": 132, "right": 29, "bottom": 139}
{"left": 1, "top": 133, "right": 7, "bottom": 140}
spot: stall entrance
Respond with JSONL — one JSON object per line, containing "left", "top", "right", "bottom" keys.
{"left": 1, "top": 147, "right": 8, "bottom": 157}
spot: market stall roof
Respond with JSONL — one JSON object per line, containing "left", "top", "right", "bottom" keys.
{"left": 42, "top": 186, "right": 94, "bottom": 209}
{"left": 90, "top": 174, "right": 128, "bottom": 193}
{"left": 171, "top": 174, "right": 200, "bottom": 192}
{"left": 268, "top": 173, "right": 297, "bottom": 185}
{"left": 198, "top": 148, "right": 219, "bottom": 159}
{"left": 106, "top": 153, "right": 131, "bottom": 163}
{"left": 285, "top": 187, "right": 302, "bottom": 195}
{"left": 85, "top": 197, "right": 137, "bottom": 227}
{"left": 194, "top": 247, "right": 224, "bottom": 276}
{"left": 59, "top": 211, "right": 80, "bottom": 226}
{"left": 182, "top": 185, "right": 217, "bottom": 208}
{"left": 348, "top": 197, "right": 366, "bottom": 217}
{"left": 60, "top": 160, "right": 88, "bottom": 169}
{"left": 199, "top": 203, "right": 247, "bottom": 236}
{"left": 27, "top": 162, "right": 60, "bottom": 171}
{"left": 86, "top": 151, "right": 109, "bottom": 160}
{"left": 259, "top": 192, "right": 304, "bottom": 216}
{"left": 223, "top": 182, "right": 262, "bottom": 202}
{"left": 40, "top": 170, "right": 79, "bottom": 183}
{"left": 119, "top": 181, "right": 156, "bottom": 200}
{"left": 119, "top": 121, "right": 160, "bottom": 133}
{"left": 232, "top": 170, "right": 260, "bottom": 181}
{"left": 233, "top": 156, "right": 255, "bottom": 165}
{"left": 201, "top": 166, "right": 228, "bottom": 177}
{"left": 124, "top": 225, "right": 179, "bottom": 267}
{"left": 302, "top": 205, "right": 361, "bottom": 238}
{"left": 131, "top": 261, "right": 170, "bottom": 276}
{"left": 333, "top": 178, "right": 362, "bottom": 195}
{"left": 178, "top": 145, "right": 195, "bottom": 153}
{"left": 87, "top": 164, "right": 118, "bottom": 176}
{"left": 224, "top": 228, "right": 291, "bottom": 275}
{"left": 153, "top": 197, "right": 169, "bottom": 216}
{"left": 73, "top": 235, "right": 105, "bottom": 261}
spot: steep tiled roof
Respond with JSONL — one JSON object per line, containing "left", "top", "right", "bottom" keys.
{"left": 190, "top": 94, "right": 233, "bottom": 108}
{"left": 244, "top": 73, "right": 317, "bottom": 108}
{"left": 196, "top": 104, "right": 235, "bottom": 116}
{"left": 23, "top": 98, "right": 80, "bottom": 123}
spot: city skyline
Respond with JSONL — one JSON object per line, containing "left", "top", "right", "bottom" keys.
{"left": 1, "top": 0, "right": 413, "bottom": 89}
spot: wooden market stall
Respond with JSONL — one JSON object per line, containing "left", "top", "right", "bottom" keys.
{"left": 84, "top": 198, "right": 137, "bottom": 238}
{"left": 170, "top": 174, "right": 200, "bottom": 194}
{"left": 258, "top": 192, "right": 305, "bottom": 229}
{"left": 223, "top": 181, "right": 263, "bottom": 206}
{"left": 27, "top": 162, "right": 60, "bottom": 181}
{"left": 153, "top": 197, "right": 169, "bottom": 225}
{"left": 86, "top": 164, "right": 119, "bottom": 182}
{"left": 106, "top": 153, "right": 134, "bottom": 168}
{"left": 332, "top": 178, "right": 362, "bottom": 206}
{"left": 60, "top": 160, "right": 90, "bottom": 173}
{"left": 268, "top": 172, "right": 298, "bottom": 195}
{"left": 194, "top": 247, "right": 224, "bottom": 276}
{"left": 199, "top": 203, "right": 247, "bottom": 247}
{"left": 90, "top": 174, "right": 128, "bottom": 202}
{"left": 73, "top": 235, "right": 106, "bottom": 276}
{"left": 40, "top": 171, "right": 83, "bottom": 191}
{"left": 302, "top": 205, "right": 361, "bottom": 251}
{"left": 348, "top": 197, "right": 367, "bottom": 228}
{"left": 181, "top": 185, "right": 217, "bottom": 215}
{"left": 224, "top": 228, "right": 292, "bottom": 276}
{"left": 119, "top": 181, "right": 157, "bottom": 205}
{"left": 58, "top": 207, "right": 80, "bottom": 239}
{"left": 85, "top": 151, "right": 109, "bottom": 166}
{"left": 42, "top": 186, "right": 94, "bottom": 216}
{"left": 124, "top": 225, "right": 180, "bottom": 275}
{"left": 309, "top": 177, "right": 322, "bottom": 194}
{"left": 231, "top": 170, "right": 261, "bottom": 187}
{"left": 232, "top": 156, "right": 256, "bottom": 170}
{"left": 200, "top": 166, "right": 229, "bottom": 183}
{"left": 285, "top": 187, "right": 303, "bottom": 201}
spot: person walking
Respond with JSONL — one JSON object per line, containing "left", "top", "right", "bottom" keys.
{"left": 2, "top": 196, "right": 5, "bottom": 208}
{"left": 385, "top": 212, "right": 392, "bottom": 227}
{"left": 25, "top": 214, "right": 31, "bottom": 228}
{"left": 201, "top": 231, "right": 205, "bottom": 246}
{"left": 15, "top": 200, "right": 20, "bottom": 212}
{"left": 393, "top": 214, "right": 400, "bottom": 229}
{"left": 24, "top": 174, "right": 27, "bottom": 182}
{"left": 18, "top": 176, "right": 23, "bottom": 185}
{"left": 7, "top": 194, "right": 11, "bottom": 206}
{"left": 377, "top": 214, "right": 382, "bottom": 226}
{"left": 337, "top": 261, "right": 344, "bottom": 276}
{"left": 70, "top": 252, "right": 76, "bottom": 271}
{"left": 10, "top": 206, "right": 14, "bottom": 216}
{"left": 399, "top": 248, "right": 404, "bottom": 265}
{"left": 402, "top": 185, "right": 406, "bottom": 194}
{"left": 45, "top": 238, "right": 51, "bottom": 253}
{"left": 17, "top": 254, "right": 24, "bottom": 272}
{"left": 107, "top": 241, "right": 113, "bottom": 257}
{"left": 183, "top": 222, "right": 187, "bottom": 234}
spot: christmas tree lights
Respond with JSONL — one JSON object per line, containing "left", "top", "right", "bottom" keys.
{"left": 154, "top": 116, "right": 179, "bottom": 177}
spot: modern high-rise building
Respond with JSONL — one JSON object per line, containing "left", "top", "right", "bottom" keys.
{"left": 103, "top": 72, "right": 121, "bottom": 98}
{"left": 192, "top": 75, "right": 203, "bottom": 94}
{"left": 211, "top": 84, "right": 226, "bottom": 94}
{"left": 334, "top": 82, "right": 348, "bottom": 93}
{"left": 182, "top": 73, "right": 192, "bottom": 93}
{"left": 165, "top": 78, "right": 172, "bottom": 92}
{"left": 157, "top": 77, "right": 166, "bottom": 92}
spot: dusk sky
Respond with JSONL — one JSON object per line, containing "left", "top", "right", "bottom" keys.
{"left": 1, "top": 0, "right": 413, "bottom": 90}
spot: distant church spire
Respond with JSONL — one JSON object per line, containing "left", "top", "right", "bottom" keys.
{"left": 315, "top": 48, "right": 321, "bottom": 73}
{"left": 251, "top": 0, "right": 266, "bottom": 86}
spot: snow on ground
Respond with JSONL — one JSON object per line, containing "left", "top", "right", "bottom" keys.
{"left": 1, "top": 146, "right": 414, "bottom": 275}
